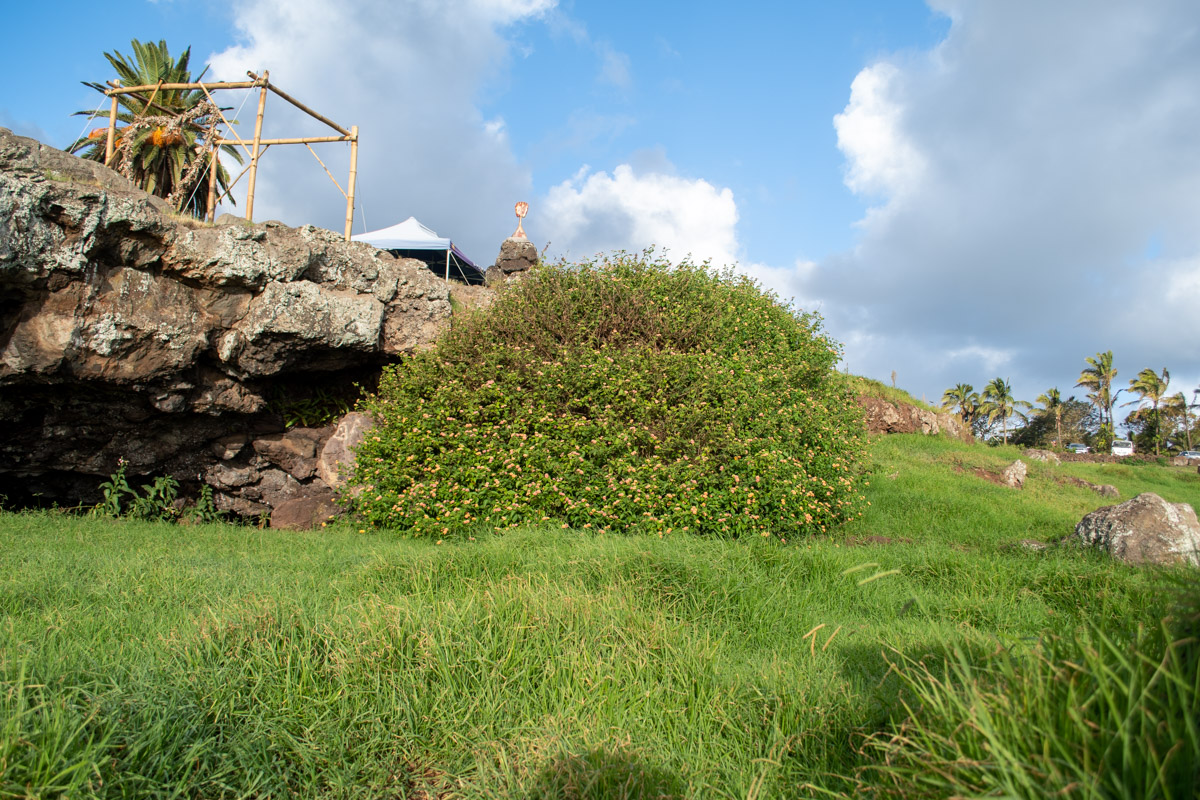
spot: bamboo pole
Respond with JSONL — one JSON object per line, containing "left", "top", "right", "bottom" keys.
{"left": 207, "top": 143, "right": 219, "bottom": 222}
{"left": 107, "top": 80, "right": 261, "bottom": 94}
{"left": 247, "top": 71, "right": 351, "bottom": 136}
{"left": 245, "top": 70, "right": 269, "bottom": 222}
{"left": 104, "top": 86, "right": 119, "bottom": 166}
{"left": 343, "top": 125, "right": 359, "bottom": 241}
{"left": 255, "top": 135, "right": 353, "bottom": 145}
{"left": 140, "top": 81, "right": 164, "bottom": 119}
{"left": 304, "top": 143, "right": 346, "bottom": 197}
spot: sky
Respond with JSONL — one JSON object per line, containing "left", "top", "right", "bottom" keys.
{"left": 4, "top": 0, "right": 1198, "bottom": 422}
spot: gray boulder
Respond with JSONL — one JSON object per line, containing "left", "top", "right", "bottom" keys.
{"left": 1002, "top": 460, "right": 1027, "bottom": 489}
{"left": 1074, "top": 493, "right": 1200, "bottom": 567}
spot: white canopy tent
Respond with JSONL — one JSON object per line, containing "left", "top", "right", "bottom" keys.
{"left": 352, "top": 217, "right": 483, "bottom": 283}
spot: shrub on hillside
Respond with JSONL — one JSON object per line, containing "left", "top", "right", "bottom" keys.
{"left": 350, "top": 252, "right": 866, "bottom": 538}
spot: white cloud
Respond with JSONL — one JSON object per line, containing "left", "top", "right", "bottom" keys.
{"left": 944, "top": 345, "right": 1015, "bottom": 377}
{"left": 205, "top": 0, "right": 555, "bottom": 260}
{"left": 832, "top": 63, "right": 925, "bottom": 199}
{"left": 801, "top": 0, "right": 1200, "bottom": 406}
{"left": 541, "top": 163, "right": 739, "bottom": 265}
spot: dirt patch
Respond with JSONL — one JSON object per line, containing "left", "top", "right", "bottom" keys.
{"left": 950, "top": 461, "right": 1006, "bottom": 487}
{"left": 390, "top": 762, "right": 451, "bottom": 799}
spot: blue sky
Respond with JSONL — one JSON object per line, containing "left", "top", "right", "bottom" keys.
{"left": 4, "top": 0, "right": 1198, "bottom": 420}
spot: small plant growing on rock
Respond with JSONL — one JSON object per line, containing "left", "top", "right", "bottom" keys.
{"left": 183, "top": 484, "right": 225, "bottom": 524}
{"left": 351, "top": 251, "right": 866, "bottom": 539}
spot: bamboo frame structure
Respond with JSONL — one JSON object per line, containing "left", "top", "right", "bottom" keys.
{"left": 101, "top": 71, "right": 359, "bottom": 238}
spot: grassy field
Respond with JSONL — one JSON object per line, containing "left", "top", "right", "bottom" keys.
{"left": 2, "top": 434, "right": 1197, "bottom": 798}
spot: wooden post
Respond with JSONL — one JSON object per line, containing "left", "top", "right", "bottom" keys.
{"left": 207, "top": 142, "right": 219, "bottom": 223}
{"left": 104, "top": 84, "right": 119, "bottom": 166}
{"left": 343, "top": 125, "right": 359, "bottom": 241}
{"left": 245, "top": 71, "right": 269, "bottom": 221}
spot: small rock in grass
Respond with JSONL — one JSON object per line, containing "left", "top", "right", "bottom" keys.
{"left": 1064, "top": 476, "right": 1119, "bottom": 498}
{"left": 1002, "top": 460, "right": 1027, "bottom": 489}
{"left": 1024, "top": 448, "right": 1061, "bottom": 465}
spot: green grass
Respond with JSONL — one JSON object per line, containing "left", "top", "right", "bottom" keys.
{"left": 842, "top": 375, "right": 938, "bottom": 411}
{"left": 2, "top": 434, "right": 1196, "bottom": 798}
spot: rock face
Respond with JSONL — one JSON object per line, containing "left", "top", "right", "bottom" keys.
{"left": 484, "top": 237, "right": 538, "bottom": 286}
{"left": 857, "top": 396, "right": 969, "bottom": 440}
{"left": 0, "top": 127, "right": 452, "bottom": 520}
{"left": 1074, "top": 493, "right": 1200, "bottom": 567}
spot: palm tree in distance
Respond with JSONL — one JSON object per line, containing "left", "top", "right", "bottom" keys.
{"left": 1034, "top": 387, "right": 1064, "bottom": 449}
{"left": 1162, "top": 391, "right": 1193, "bottom": 452}
{"left": 1076, "top": 351, "right": 1118, "bottom": 450}
{"left": 68, "top": 39, "right": 241, "bottom": 218}
{"left": 1125, "top": 367, "right": 1170, "bottom": 454}
{"left": 941, "top": 383, "right": 979, "bottom": 430}
{"left": 981, "top": 377, "right": 1031, "bottom": 445}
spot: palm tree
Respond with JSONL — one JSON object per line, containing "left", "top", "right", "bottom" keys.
{"left": 1162, "top": 392, "right": 1193, "bottom": 451}
{"left": 1125, "top": 368, "right": 1170, "bottom": 454}
{"left": 1034, "top": 387, "right": 1064, "bottom": 449}
{"left": 1076, "top": 351, "right": 1118, "bottom": 449}
{"left": 941, "top": 383, "right": 980, "bottom": 429}
{"left": 67, "top": 39, "right": 240, "bottom": 218}
{"left": 980, "top": 377, "right": 1031, "bottom": 445}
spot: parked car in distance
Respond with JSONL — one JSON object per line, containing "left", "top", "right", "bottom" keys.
{"left": 1180, "top": 450, "right": 1200, "bottom": 460}
{"left": 1111, "top": 439, "right": 1134, "bottom": 456}
{"left": 1066, "top": 443, "right": 1090, "bottom": 454}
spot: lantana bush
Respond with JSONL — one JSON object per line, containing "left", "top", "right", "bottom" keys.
{"left": 351, "top": 252, "right": 865, "bottom": 539}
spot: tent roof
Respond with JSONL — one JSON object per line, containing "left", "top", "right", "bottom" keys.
{"left": 352, "top": 216, "right": 478, "bottom": 268}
